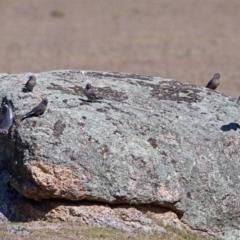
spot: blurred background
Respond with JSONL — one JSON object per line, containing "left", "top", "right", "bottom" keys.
{"left": 0, "top": 0, "right": 240, "bottom": 97}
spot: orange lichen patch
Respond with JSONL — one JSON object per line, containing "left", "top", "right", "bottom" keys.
{"left": 29, "top": 161, "right": 89, "bottom": 200}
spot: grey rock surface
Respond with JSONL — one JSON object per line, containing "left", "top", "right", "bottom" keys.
{"left": 0, "top": 70, "right": 239, "bottom": 239}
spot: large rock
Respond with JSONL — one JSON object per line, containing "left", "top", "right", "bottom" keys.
{"left": 0, "top": 70, "right": 239, "bottom": 239}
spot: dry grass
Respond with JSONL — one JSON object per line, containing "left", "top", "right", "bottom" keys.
{"left": 0, "top": 0, "right": 239, "bottom": 97}
{"left": 0, "top": 221, "right": 222, "bottom": 240}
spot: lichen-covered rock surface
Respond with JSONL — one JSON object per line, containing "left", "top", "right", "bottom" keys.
{"left": 0, "top": 70, "right": 239, "bottom": 239}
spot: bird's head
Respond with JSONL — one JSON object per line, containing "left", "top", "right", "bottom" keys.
{"left": 29, "top": 75, "right": 36, "bottom": 81}
{"left": 85, "top": 83, "right": 92, "bottom": 90}
{"left": 42, "top": 98, "right": 48, "bottom": 105}
{"left": 214, "top": 73, "right": 220, "bottom": 79}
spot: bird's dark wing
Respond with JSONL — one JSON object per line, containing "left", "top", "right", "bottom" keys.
{"left": 23, "top": 80, "right": 29, "bottom": 86}
{"left": 91, "top": 91, "right": 100, "bottom": 99}
{"left": 206, "top": 80, "right": 213, "bottom": 88}
{"left": 237, "top": 96, "right": 240, "bottom": 105}
{"left": 27, "top": 106, "right": 42, "bottom": 116}
{"left": 0, "top": 105, "right": 13, "bottom": 129}
{"left": 0, "top": 107, "right": 2, "bottom": 121}
{"left": 22, "top": 104, "right": 44, "bottom": 120}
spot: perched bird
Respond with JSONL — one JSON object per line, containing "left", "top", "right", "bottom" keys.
{"left": 0, "top": 103, "right": 13, "bottom": 135}
{"left": 0, "top": 107, "right": 3, "bottom": 123}
{"left": 21, "top": 98, "right": 48, "bottom": 121}
{"left": 237, "top": 96, "right": 240, "bottom": 106}
{"left": 84, "top": 83, "right": 102, "bottom": 101}
{"left": 23, "top": 75, "right": 37, "bottom": 92}
{"left": 206, "top": 73, "right": 221, "bottom": 90}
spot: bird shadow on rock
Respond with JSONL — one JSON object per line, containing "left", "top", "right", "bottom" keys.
{"left": 79, "top": 98, "right": 103, "bottom": 104}
{"left": 221, "top": 122, "right": 240, "bottom": 131}
{"left": 22, "top": 88, "right": 32, "bottom": 93}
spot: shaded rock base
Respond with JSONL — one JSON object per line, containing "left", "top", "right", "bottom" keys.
{"left": 12, "top": 198, "right": 192, "bottom": 236}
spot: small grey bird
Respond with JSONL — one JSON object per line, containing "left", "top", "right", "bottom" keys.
{"left": 0, "top": 107, "right": 3, "bottom": 123}
{"left": 206, "top": 73, "right": 221, "bottom": 90}
{"left": 21, "top": 98, "right": 48, "bottom": 121}
{"left": 23, "top": 75, "right": 37, "bottom": 92}
{"left": 84, "top": 83, "right": 102, "bottom": 101}
{"left": 237, "top": 96, "right": 240, "bottom": 106}
{"left": 0, "top": 103, "right": 13, "bottom": 135}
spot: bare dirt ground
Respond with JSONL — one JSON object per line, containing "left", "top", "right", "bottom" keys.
{"left": 0, "top": 0, "right": 240, "bottom": 97}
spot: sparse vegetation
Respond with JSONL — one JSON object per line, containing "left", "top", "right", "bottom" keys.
{"left": 51, "top": 10, "right": 64, "bottom": 18}
{"left": 0, "top": 222, "right": 223, "bottom": 240}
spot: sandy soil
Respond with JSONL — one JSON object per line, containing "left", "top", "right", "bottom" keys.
{"left": 0, "top": 0, "right": 240, "bottom": 97}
